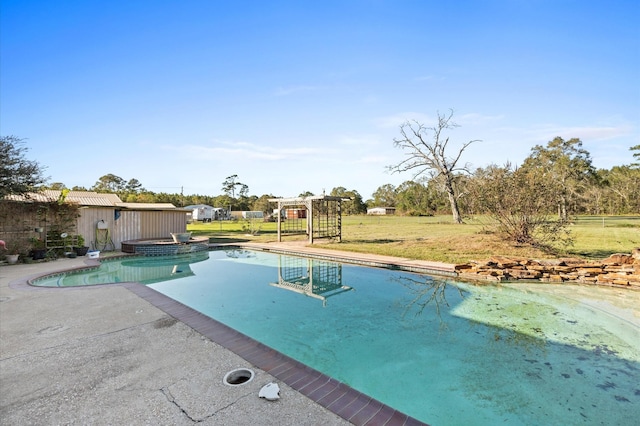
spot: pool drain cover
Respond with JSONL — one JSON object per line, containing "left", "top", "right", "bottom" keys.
{"left": 223, "top": 368, "right": 255, "bottom": 386}
{"left": 259, "top": 382, "right": 280, "bottom": 401}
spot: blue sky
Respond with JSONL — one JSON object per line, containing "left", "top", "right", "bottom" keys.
{"left": 2, "top": 0, "right": 639, "bottom": 200}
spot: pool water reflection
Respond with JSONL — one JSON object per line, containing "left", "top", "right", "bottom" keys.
{"left": 34, "top": 251, "right": 210, "bottom": 286}
{"left": 33, "top": 249, "right": 640, "bottom": 424}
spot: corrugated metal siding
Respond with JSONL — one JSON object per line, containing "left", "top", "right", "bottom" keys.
{"left": 140, "top": 211, "right": 159, "bottom": 238}
{"left": 77, "top": 208, "right": 117, "bottom": 250}
{"left": 114, "top": 211, "right": 141, "bottom": 247}
{"left": 165, "top": 210, "right": 189, "bottom": 235}
{"left": 4, "top": 197, "right": 188, "bottom": 253}
{"left": 44, "top": 190, "right": 123, "bottom": 206}
{"left": 139, "top": 211, "right": 187, "bottom": 239}
{"left": 77, "top": 209, "right": 186, "bottom": 250}
{"left": 116, "top": 203, "right": 180, "bottom": 209}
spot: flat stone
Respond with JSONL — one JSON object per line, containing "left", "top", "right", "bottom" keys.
{"left": 602, "top": 253, "right": 634, "bottom": 264}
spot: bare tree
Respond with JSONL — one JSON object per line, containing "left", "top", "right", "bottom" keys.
{"left": 389, "top": 110, "right": 479, "bottom": 223}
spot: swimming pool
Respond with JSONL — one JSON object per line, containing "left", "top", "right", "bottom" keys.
{"left": 34, "top": 249, "right": 640, "bottom": 425}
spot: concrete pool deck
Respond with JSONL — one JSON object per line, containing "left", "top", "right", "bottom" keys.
{"left": 0, "top": 243, "right": 437, "bottom": 425}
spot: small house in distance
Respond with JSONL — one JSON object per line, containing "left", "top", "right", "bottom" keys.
{"left": 185, "top": 205, "right": 229, "bottom": 222}
{"left": 230, "top": 211, "right": 264, "bottom": 220}
{"left": 367, "top": 207, "right": 396, "bottom": 215}
{"left": 184, "top": 204, "right": 213, "bottom": 222}
{"left": 286, "top": 208, "right": 306, "bottom": 219}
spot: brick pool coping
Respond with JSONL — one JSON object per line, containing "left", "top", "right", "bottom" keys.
{"left": 19, "top": 247, "right": 430, "bottom": 425}
{"left": 122, "top": 282, "right": 427, "bottom": 426}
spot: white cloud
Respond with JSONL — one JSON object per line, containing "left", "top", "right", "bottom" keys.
{"left": 533, "top": 124, "right": 634, "bottom": 142}
{"left": 375, "top": 110, "right": 500, "bottom": 129}
{"left": 338, "top": 134, "right": 380, "bottom": 146}
{"left": 458, "top": 113, "right": 505, "bottom": 125}
{"left": 374, "top": 112, "right": 434, "bottom": 128}
{"left": 162, "top": 140, "right": 325, "bottom": 161}
{"left": 356, "top": 155, "right": 388, "bottom": 164}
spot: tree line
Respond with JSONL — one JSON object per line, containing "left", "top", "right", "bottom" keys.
{"left": 2, "top": 119, "right": 638, "bottom": 250}
{"left": 42, "top": 136, "right": 640, "bottom": 220}
{"left": 3, "top": 133, "right": 638, "bottom": 219}
{"left": 375, "top": 137, "right": 639, "bottom": 218}
{"left": 38, "top": 173, "right": 369, "bottom": 216}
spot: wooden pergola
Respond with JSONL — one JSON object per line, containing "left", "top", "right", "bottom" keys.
{"left": 269, "top": 195, "right": 349, "bottom": 244}
{"left": 270, "top": 256, "right": 352, "bottom": 306}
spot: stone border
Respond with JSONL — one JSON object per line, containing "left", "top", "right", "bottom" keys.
{"left": 456, "top": 249, "right": 640, "bottom": 288}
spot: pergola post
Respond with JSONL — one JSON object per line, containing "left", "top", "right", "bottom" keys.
{"left": 306, "top": 199, "right": 313, "bottom": 244}
{"left": 269, "top": 195, "right": 348, "bottom": 245}
{"left": 276, "top": 200, "right": 282, "bottom": 242}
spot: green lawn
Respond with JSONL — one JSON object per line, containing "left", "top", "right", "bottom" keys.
{"left": 188, "top": 215, "right": 640, "bottom": 264}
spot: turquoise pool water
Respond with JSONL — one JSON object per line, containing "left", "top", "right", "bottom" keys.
{"left": 34, "top": 249, "right": 640, "bottom": 425}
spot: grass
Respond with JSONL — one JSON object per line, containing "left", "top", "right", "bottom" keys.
{"left": 188, "top": 215, "right": 640, "bottom": 264}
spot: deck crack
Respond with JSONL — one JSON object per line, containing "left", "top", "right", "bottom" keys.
{"left": 160, "top": 385, "right": 254, "bottom": 423}
{"left": 161, "top": 386, "right": 201, "bottom": 423}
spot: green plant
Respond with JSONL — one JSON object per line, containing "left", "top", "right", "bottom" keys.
{"left": 75, "top": 234, "right": 86, "bottom": 247}
{"left": 5, "top": 240, "right": 28, "bottom": 255}
{"left": 29, "top": 237, "right": 46, "bottom": 249}
{"left": 241, "top": 219, "right": 262, "bottom": 236}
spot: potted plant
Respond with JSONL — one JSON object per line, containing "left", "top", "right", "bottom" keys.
{"left": 4, "top": 241, "right": 24, "bottom": 264}
{"left": 29, "top": 237, "right": 47, "bottom": 260}
{"left": 73, "top": 235, "right": 89, "bottom": 256}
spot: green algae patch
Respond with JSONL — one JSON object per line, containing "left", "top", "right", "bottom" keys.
{"left": 451, "top": 282, "right": 640, "bottom": 362}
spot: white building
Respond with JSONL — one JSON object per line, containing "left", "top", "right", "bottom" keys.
{"left": 366, "top": 207, "right": 396, "bottom": 215}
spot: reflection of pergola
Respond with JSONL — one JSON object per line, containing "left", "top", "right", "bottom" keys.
{"left": 270, "top": 256, "right": 352, "bottom": 306}
{"left": 269, "top": 195, "right": 349, "bottom": 244}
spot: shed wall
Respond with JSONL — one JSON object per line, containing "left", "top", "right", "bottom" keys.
{"left": 2, "top": 199, "right": 188, "bottom": 253}
{"left": 114, "top": 211, "right": 140, "bottom": 246}
{"left": 139, "top": 210, "right": 187, "bottom": 238}
{"left": 78, "top": 208, "right": 187, "bottom": 250}
{"left": 77, "top": 207, "right": 116, "bottom": 250}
